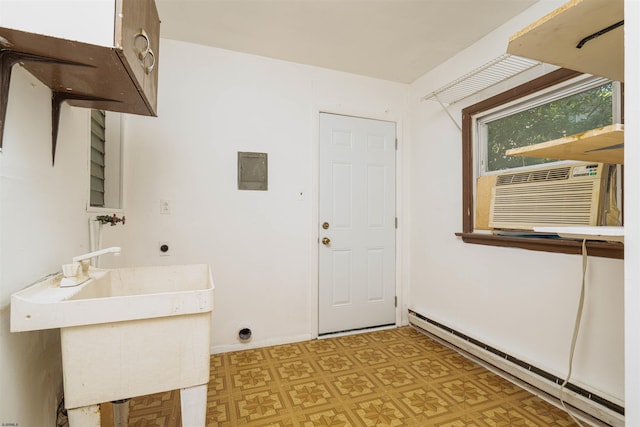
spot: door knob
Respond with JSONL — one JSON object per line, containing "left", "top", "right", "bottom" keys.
{"left": 322, "top": 237, "right": 331, "bottom": 245}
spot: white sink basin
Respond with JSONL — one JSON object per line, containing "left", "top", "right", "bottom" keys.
{"left": 10, "top": 264, "right": 214, "bottom": 426}
{"left": 11, "top": 264, "right": 213, "bottom": 331}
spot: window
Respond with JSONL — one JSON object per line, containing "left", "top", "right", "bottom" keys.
{"left": 89, "top": 109, "right": 123, "bottom": 210}
{"left": 90, "top": 109, "right": 106, "bottom": 207}
{"left": 459, "top": 68, "right": 623, "bottom": 259}
{"left": 478, "top": 78, "right": 616, "bottom": 174}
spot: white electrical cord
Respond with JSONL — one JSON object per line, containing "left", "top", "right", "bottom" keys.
{"left": 559, "top": 239, "right": 588, "bottom": 427}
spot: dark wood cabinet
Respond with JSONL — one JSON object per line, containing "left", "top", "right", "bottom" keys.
{"left": 0, "top": 0, "right": 161, "bottom": 161}
{"left": 116, "top": 0, "right": 161, "bottom": 115}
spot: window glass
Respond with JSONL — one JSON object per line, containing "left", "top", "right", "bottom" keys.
{"left": 479, "top": 80, "right": 614, "bottom": 173}
{"left": 90, "top": 109, "right": 106, "bottom": 207}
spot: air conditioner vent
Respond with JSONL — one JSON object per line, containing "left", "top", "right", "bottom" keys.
{"left": 489, "top": 163, "right": 606, "bottom": 230}
{"left": 495, "top": 166, "right": 571, "bottom": 186}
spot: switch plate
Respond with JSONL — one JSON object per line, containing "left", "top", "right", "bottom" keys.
{"left": 160, "top": 199, "right": 171, "bottom": 215}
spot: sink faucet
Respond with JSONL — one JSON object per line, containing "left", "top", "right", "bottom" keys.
{"left": 72, "top": 246, "right": 121, "bottom": 273}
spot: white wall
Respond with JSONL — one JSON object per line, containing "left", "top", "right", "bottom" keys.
{"left": 407, "top": 0, "right": 624, "bottom": 405}
{"left": 0, "top": 68, "right": 125, "bottom": 425}
{"left": 624, "top": 0, "right": 640, "bottom": 424}
{"left": 121, "top": 39, "right": 409, "bottom": 352}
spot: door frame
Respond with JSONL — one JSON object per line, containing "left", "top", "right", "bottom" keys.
{"left": 309, "top": 107, "right": 405, "bottom": 338}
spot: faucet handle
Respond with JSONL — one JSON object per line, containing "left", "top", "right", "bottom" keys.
{"left": 62, "top": 263, "right": 80, "bottom": 278}
{"left": 79, "top": 259, "right": 91, "bottom": 274}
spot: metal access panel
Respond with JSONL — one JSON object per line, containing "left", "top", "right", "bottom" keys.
{"left": 238, "top": 152, "right": 268, "bottom": 191}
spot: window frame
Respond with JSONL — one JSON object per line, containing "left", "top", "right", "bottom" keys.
{"left": 457, "top": 68, "right": 623, "bottom": 259}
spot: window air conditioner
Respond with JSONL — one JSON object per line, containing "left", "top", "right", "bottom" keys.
{"left": 489, "top": 162, "right": 610, "bottom": 230}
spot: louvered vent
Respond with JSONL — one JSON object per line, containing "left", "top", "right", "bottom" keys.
{"left": 489, "top": 163, "right": 604, "bottom": 230}
{"left": 495, "top": 166, "right": 571, "bottom": 186}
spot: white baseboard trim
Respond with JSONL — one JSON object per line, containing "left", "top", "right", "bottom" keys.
{"left": 210, "top": 333, "right": 312, "bottom": 354}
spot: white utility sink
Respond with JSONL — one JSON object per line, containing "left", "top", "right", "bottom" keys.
{"left": 11, "top": 264, "right": 214, "bottom": 426}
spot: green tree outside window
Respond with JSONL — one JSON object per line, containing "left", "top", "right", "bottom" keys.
{"left": 486, "top": 82, "right": 613, "bottom": 172}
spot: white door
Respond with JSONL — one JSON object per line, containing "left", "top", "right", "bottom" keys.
{"left": 318, "top": 113, "right": 396, "bottom": 335}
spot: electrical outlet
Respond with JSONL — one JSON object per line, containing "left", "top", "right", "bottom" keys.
{"left": 159, "top": 242, "right": 170, "bottom": 256}
{"left": 160, "top": 199, "right": 171, "bottom": 215}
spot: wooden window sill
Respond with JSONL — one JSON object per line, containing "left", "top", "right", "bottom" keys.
{"left": 455, "top": 232, "right": 623, "bottom": 259}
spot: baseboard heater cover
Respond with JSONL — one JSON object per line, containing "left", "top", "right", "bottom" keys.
{"left": 408, "top": 310, "right": 624, "bottom": 426}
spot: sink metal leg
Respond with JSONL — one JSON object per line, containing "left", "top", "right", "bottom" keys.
{"left": 180, "top": 384, "right": 207, "bottom": 426}
{"left": 67, "top": 404, "right": 100, "bottom": 427}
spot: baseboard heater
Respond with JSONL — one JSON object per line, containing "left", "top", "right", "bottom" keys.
{"left": 408, "top": 310, "right": 624, "bottom": 426}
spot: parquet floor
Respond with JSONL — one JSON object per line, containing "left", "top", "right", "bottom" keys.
{"left": 122, "top": 326, "right": 578, "bottom": 426}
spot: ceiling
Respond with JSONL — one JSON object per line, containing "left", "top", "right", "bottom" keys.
{"left": 155, "top": 0, "right": 538, "bottom": 84}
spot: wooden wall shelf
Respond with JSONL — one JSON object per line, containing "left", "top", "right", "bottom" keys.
{"left": 507, "top": 0, "right": 624, "bottom": 82}
{"left": 505, "top": 124, "right": 624, "bottom": 164}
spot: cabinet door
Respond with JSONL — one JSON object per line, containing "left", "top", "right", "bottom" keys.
{"left": 142, "top": 2, "right": 160, "bottom": 113}
{"left": 116, "top": 0, "right": 160, "bottom": 113}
